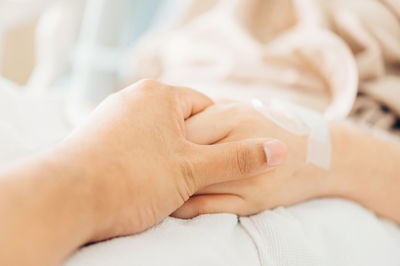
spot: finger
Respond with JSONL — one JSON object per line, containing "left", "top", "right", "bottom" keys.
{"left": 185, "top": 104, "right": 238, "bottom": 145}
{"left": 187, "top": 139, "right": 287, "bottom": 189}
{"left": 171, "top": 194, "right": 247, "bottom": 219}
{"left": 128, "top": 79, "right": 213, "bottom": 119}
{"left": 196, "top": 176, "right": 256, "bottom": 195}
{"left": 174, "top": 86, "right": 214, "bottom": 119}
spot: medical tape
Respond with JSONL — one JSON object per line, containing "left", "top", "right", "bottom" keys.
{"left": 251, "top": 98, "right": 331, "bottom": 170}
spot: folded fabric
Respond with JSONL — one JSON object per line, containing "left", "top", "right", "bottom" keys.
{"left": 126, "top": 0, "right": 400, "bottom": 133}
{"left": 65, "top": 214, "right": 260, "bottom": 266}
{"left": 65, "top": 199, "right": 400, "bottom": 266}
{"left": 241, "top": 199, "right": 400, "bottom": 266}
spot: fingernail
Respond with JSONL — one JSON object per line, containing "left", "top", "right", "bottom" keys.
{"left": 264, "top": 140, "right": 287, "bottom": 167}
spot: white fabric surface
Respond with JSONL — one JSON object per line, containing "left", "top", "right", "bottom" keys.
{"left": 241, "top": 199, "right": 400, "bottom": 266}
{"left": 0, "top": 78, "right": 70, "bottom": 163}
{"left": 65, "top": 214, "right": 260, "bottom": 266}
{"left": 64, "top": 199, "right": 400, "bottom": 266}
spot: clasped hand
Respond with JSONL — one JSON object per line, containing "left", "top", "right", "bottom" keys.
{"left": 60, "top": 79, "right": 287, "bottom": 241}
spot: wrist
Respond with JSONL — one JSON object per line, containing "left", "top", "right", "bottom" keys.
{"left": 294, "top": 123, "right": 363, "bottom": 201}
{"left": 55, "top": 138, "right": 132, "bottom": 242}
{"left": 56, "top": 146, "right": 97, "bottom": 232}
{"left": 327, "top": 123, "right": 400, "bottom": 223}
{"left": 324, "top": 123, "right": 359, "bottom": 199}
{"left": 323, "top": 123, "right": 396, "bottom": 207}
{"left": 49, "top": 142, "right": 105, "bottom": 242}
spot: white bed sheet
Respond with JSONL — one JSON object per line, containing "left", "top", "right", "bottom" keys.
{"left": 64, "top": 199, "right": 400, "bottom": 266}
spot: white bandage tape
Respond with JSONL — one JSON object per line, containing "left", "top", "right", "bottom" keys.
{"left": 252, "top": 98, "right": 331, "bottom": 169}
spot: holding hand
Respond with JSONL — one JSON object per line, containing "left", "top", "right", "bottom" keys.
{"left": 173, "top": 101, "right": 333, "bottom": 218}
{"left": 58, "top": 80, "right": 287, "bottom": 241}
{"left": 0, "top": 80, "right": 288, "bottom": 266}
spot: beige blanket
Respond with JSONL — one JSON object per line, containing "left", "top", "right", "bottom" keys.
{"left": 126, "top": 0, "right": 400, "bottom": 133}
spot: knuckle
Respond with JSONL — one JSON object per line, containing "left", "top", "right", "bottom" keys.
{"left": 233, "top": 144, "right": 252, "bottom": 176}
{"left": 162, "top": 92, "right": 181, "bottom": 115}
{"left": 232, "top": 142, "right": 266, "bottom": 177}
{"left": 178, "top": 158, "right": 197, "bottom": 199}
{"left": 133, "top": 79, "right": 167, "bottom": 96}
{"left": 129, "top": 79, "right": 178, "bottom": 105}
{"left": 136, "top": 78, "right": 160, "bottom": 89}
{"left": 119, "top": 79, "right": 161, "bottom": 99}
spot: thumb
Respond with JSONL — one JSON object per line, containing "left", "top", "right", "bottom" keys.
{"left": 188, "top": 139, "right": 287, "bottom": 189}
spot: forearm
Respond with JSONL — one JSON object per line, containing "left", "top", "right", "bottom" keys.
{"left": 327, "top": 123, "right": 400, "bottom": 223}
{"left": 0, "top": 148, "right": 95, "bottom": 266}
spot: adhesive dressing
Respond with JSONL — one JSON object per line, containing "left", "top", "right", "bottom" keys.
{"left": 252, "top": 98, "right": 331, "bottom": 169}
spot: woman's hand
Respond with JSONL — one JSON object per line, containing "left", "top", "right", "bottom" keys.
{"left": 0, "top": 80, "right": 288, "bottom": 266}
{"left": 173, "top": 101, "right": 339, "bottom": 218}
{"left": 57, "top": 80, "right": 284, "bottom": 241}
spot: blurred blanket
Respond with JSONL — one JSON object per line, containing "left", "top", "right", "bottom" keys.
{"left": 126, "top": 0, "right": 400, "bottom": 133}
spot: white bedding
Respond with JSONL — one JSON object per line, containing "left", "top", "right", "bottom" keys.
{"left": 65, "top": 199, "right": 400, "bottom": 266}
{"left": 1, "top": 79, "right": 400, "bottom": 265}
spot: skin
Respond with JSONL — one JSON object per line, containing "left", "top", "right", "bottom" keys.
{"left": 174, "top": 102, "right": 400, "bottom": 225}
{"left": 0, "top": 80, "right": 286, "bottom": 266}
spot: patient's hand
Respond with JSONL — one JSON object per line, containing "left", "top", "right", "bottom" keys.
{"left": 173, "top": 101, "right": 334, "bottom": 218}
{"left": 175, "top": 101, "right": 400, "bottom": 225}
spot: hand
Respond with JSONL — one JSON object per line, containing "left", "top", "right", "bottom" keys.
{"left": 58, "top": 80, "right": 284, "bottom": 241}
{"left": 173, "top": 101, "right": 335, "bottom": 218}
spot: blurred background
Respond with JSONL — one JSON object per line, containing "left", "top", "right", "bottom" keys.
{"left": 0, "top": 0, "right": 194, "bottom": 116}
{"left": 0, "top": 0, "right": 399, "bottom": 156}
{"left": 0, "top": 0, "right": 188, "bottom": 85}
{"left": 0, "top": 0, "right": 201, "bottom": 161}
